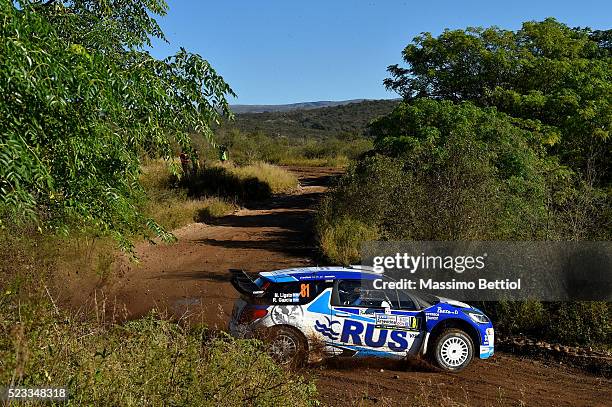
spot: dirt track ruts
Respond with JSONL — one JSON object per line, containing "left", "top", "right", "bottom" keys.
{"left": 104, "top": 166, "right": 610, "bottom": 407}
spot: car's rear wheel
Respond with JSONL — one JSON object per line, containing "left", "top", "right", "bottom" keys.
{"left": 266, "top": 326, "right": 307, "bottom": 368}
{"left": 432, "top": 328, "right": 474, "bottom": 372}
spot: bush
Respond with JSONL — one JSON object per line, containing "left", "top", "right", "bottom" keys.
{"left": 184, "top": 162, "right": 298, "bottom": 201}
{"left": 547, "top": 302, "right": 611, "bottom": 346}
{"left": 480, "top": 301, "right": 611, "bottom": 346}
{"left": 316, "top": 99, "right": 611, "bottom": 347}
{"left": 318, "top": 217, "right": 379, "bottom": 265}
{"left": 481, "top": 300, "right": 547, "bottom": 336}
{"left": 0, "top": 292, "right": 317, "bottom": 406}
{"left": 140, "top": 161, "right": 236, "bottom": 231}
{"left": 318, "top": 102, "right": 563, "bottom": 244}
{"left": 196, "top": 129, "right": 372, "bottom": 168}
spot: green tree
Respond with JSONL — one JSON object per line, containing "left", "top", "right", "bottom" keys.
{"left": 322, "top": 100, "right": 555, "bottom": 241}
{"left": 384, "top": 18, "right": 611, "bottom": 184}
{"left": 317, "top": 19, "right": 611, "bottom": 346}
{"left": 0, "top": 1, "right": 235, "bottom": 248}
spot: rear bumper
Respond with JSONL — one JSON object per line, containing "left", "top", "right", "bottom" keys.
{"left": 229, "top": 319, "right": 268, "bottom": 339}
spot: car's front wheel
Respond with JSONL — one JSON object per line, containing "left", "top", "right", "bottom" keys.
{"left": 266, "top": 326, "right": 307, "bottom": 368}
{"left": 432, "top": 328, "right": 474, "bottom": 372}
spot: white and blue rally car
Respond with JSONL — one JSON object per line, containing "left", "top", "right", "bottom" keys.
{"left": 229, "top": 266, "right": 494, "bottom": 372}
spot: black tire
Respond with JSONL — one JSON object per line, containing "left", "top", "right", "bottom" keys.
{"left": 431, "top": 328, "right": 474, "bottom": 372}
{"left": 266, "top": 326, "right": 308, "bottom": 368}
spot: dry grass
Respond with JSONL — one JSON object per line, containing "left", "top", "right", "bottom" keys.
{"left": 0, "top": 225, "right": 317, "bottom": 406}
{"left": 0, "top": 227, "right": 314, "bottom": 404}
{"left": 224, "top": 161, "right": 299, "bottom": 194}
{"left": 139, "top": 158, "right": 179, "bottom": 190}
{"left": 277, "top": 155, "right": 350, "bottom": 168}
{"left": 140, "top": 160, "right": 237, "bottom": 231}
{"left": 147, "top": 196, "right": 236, "bottom": 230}
{"left": 319, "top": 217, "right": 379, "bottom": 265}
{"left": 139, "top": 159, "right": 295, "bottom": 233}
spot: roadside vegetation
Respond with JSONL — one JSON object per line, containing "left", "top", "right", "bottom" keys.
{"left": 140, "top": 160, "right": 237, "bottom": 231}
{"left": 0, "top": 1, "right": 318, "bottom": 404}
{"left": 1, "top": 224, "right": 318, "bottom": 406}
{"left": 196, "top": 128, "right": 373, "bottom": 167}
{"left": 179, "top": 161, "right": 299, "bottom": 203}
{"left": 0, "top": 278, "right": 317, "bottom": 406}
{"left": 317, "top": 19, "right": 612, "bottom": 347}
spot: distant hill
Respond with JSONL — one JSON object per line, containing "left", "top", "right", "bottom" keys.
{"left": 223, "top": 99, "right": 400, "bottom": 139}
{"left": 230, "top": 99, "right": 367, "bottom": 114}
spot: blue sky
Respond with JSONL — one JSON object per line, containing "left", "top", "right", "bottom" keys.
{"left": 149, "top": 1, "right": 611, "bottom": 105}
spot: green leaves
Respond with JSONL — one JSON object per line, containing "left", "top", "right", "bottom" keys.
{"left": 375, "top": 18, "right": 611, "bottom": 240}
{"left": 384, "top": 18, "right": 611, "bottom": 184}
{"left": 0, "top": 1, "right": 234, "bottom": 247}
{"left": 363, "top": 100, "right": 551, "bottom": 240}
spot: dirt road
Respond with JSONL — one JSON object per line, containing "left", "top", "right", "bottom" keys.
{"left": 107, "top": 167, "right": 611, "bottom": 407}
{"left": 108, "top": 167, "right": 340, "bottom": 328}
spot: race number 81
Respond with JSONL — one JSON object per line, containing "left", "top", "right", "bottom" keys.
{"left": 299, "top": 283, "right": 310, "bottom": 298}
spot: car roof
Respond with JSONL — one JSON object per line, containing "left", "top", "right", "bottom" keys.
{"left": 258, "top": 266, "right": 380, "bottom": 283}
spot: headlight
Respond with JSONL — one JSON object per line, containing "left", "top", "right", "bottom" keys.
{"left": 463, "top": 311, "right": 490, "bottom": 324}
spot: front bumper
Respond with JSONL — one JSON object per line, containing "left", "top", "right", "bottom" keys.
{"left": 479, "top": 327, "right": 495, "bottom": 359}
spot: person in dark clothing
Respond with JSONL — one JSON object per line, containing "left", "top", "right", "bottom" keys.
{"left": 219, "top": 144, "right": 229, "bottom": 162}
{"left": 180, "top": 151, "right": 190, "bottom": 174}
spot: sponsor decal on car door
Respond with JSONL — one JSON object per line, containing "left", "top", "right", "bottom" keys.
{"left": 328, "top": 279, "right": 425, "bottom": 357}
{"left": 331, "top": 307, "right": 425, "bottom": 356}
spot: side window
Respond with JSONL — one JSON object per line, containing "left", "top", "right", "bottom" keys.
{"left": 335, "top": 280, "right": 362, "bottom": 306}
{"left": 334, "top": 279, "right": 395, "bottom": 308}
{"left": 264, "top": 281, "right": 331, "bottom": 305}
{"left": 395, "top": 289, "right": 417, "bottom": 310}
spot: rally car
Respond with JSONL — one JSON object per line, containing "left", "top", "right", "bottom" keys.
{"left": 229, "top": 266, "right": 494, "bottom": 372}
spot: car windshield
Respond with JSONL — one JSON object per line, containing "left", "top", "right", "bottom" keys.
{"left": 380, "top": 275, "right": 439, "bottom": 309}
{"left": 412, "top": 292, "right": 440, "bottom": 307}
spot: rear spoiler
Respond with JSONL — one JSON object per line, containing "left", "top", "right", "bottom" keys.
{"left": 230, "top": 269, "right": 265, "bottom": 297}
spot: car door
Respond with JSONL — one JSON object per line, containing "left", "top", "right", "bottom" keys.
{"left": 330, "top": 279, "right": 425, "bottom": 357}
{"left": 389, "top": 287, "right": 427, "bottom": 356}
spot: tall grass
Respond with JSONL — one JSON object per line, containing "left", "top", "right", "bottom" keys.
{"left": 277, "top": 155, "right": 350, "bottom": 168}
{"left": 140, "top": 160, "right": 237, "bottom": 230}
{"left": 0, "top": 230, "right": 318, "bottom": 406}
{"left": 319, "top": 217, "right": 379, "bottom": 265}
{"left": 183, "top": 162, "right": 299, "bottom": 202}
{"left": 147, "top": 196, "right": 236, "bottom": 230}
{"left": 228, "top": 162, "right": 299, "bottom": 194}
{"left": 0, "top": 298, "right": 317, "bottom": 406}
{"left": 140, "top": 159, "right": 298, "bottom": 234}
